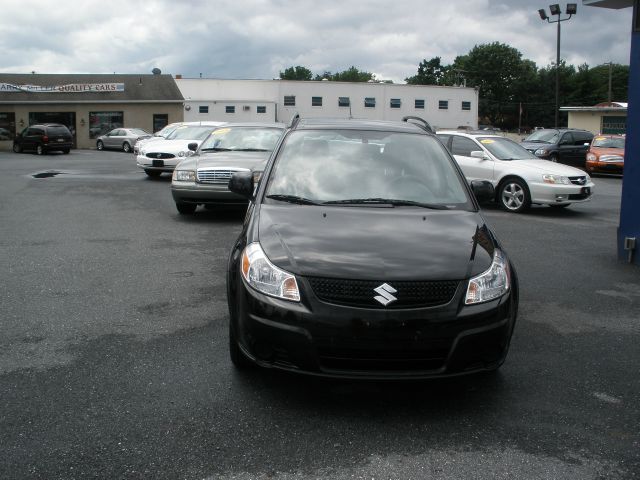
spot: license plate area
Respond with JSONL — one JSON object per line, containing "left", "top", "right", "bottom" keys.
{"left": 152, "top": 160, "right": 164, "bottom": 167}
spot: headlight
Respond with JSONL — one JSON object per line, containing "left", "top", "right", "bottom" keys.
{"left": 542, "top": 174, "right": 570, "bottom": 185}
{"left": 465, "top": 250, "right": 510, "bottom": 305}
{"left": 586, "top": 153, "right": 597, "bottom": 162}
{"left": 534, "top": 148, "right": 548, "bottom": 156}
{"left": 172, "top": 170, "right": 195, "bottom": 181}
{"left": 241, "top": 243, "right": 300, "bottom": 302}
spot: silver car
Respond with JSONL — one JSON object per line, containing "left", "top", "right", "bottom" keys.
{"left": 96, "top": 128, "right": 152, "bottom": 153}
{"left": 171, "top": 123, "right": 285, "bottom": 214}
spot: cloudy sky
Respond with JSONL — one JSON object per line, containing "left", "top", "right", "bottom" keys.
{"left": 0, "top": 0, "right": 633, "bottom": 83}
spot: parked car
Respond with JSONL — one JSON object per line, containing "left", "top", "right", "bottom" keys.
{"left": 133, "top": 122, "right": 184, "bottom": 155}
{"left": 585, "top": 134, "right": 625, "bottom": 175}
{"left": 225, "top": 115, "right": 519, "bottom": 379}
{"left": 171, "top": 123, "right": 285, "bottom": 214}
{"left": 136, "top": 122, "right": 225, "bottom": 177}
{"left": 96, "top": 128, "right": 152, "bottom": 153}
{"left": 521, "top": 128, "right": 593, "bottom": 167}
{"left": 12, "top": 123, "right": 73, "bottom": 155}
{"left": 437, "top": 130, "right": 595, "bottom": 213}
{"left": 0, "top": 127, "right": 12, "bottom": 140}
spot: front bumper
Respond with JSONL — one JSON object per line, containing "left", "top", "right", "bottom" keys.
{"left": 136, "top": 154, "right": 182, "bottom": 172}
{"left": 171, "top": 181, "right": 248, "bottom": 205}
{"left": 529, "top": 181, "right": 595, "bottom": 205}
{"left": 230, "top": 274, "right": 517, "bottom": 379}
{"left": 586, "top": 160, "right": 623, "bottom": 174}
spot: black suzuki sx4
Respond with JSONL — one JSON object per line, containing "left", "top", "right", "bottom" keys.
{"left": 226, "top": 116, "right": 518, "bottom": 379}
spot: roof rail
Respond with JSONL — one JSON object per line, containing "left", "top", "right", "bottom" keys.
{"left": 289, "top": 112, "right": 301, "bottom": 129}
{"left": 402, "top": 116, "right": 434, "bottom": 134}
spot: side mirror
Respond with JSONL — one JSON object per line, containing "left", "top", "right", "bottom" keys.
{"left": 229, "top": 171, "right": 254, "bottom": 199}
{"left": 470, "top": 150, "right": 489, "bottom": 160}
{"left": 188, "top": 142, "right": 198, "bottom": 152}
{"left": 470, "top": 180, "right": 495, "bottom": 203}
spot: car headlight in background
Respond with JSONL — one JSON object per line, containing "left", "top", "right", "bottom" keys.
{"left": 534, "top": 148, "right": 548, "bottom": 156}
{"left": 465, "top": 250, "right": 510, "bottom": 305}
{"left": 241, "top": 243, "right": 300, "bottom": 302}
{"left": 542, "top": 174, "right": 570, "bottom": 185}
{"left": 586, "top": 153, "right": 597, "bottom": 162}
{"left": 172, "top": 170, "right": 195, "bottom": 181}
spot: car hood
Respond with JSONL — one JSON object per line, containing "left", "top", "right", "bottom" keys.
{"left": 502, "top": 159, "right": 588, "bottom": 176}
{"left": 141, "top": 139, "right": 202, "bottom": 154}
{"left": 257, "top": 204, "right": 496, "bottom": 280}
{"left": 520, "top": 141, "right": 552, "bottom": 150}
{"left": 195, "top": 151, "right": 271, "bottom": 170}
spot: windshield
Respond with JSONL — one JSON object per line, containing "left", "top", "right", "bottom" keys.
{"left": 265, "top": 130, "right": 471, "bottom": 208}
{"left": 129, "top": 129, "right": 150, "bottom": 136}
{"left": 478, "top": 137, "right": 540, "bottom": 161}
{"left": 166, "top": 126, "right": 216, "bottom": 141}
{"left": 592, "top": 136, "right": 625, "bottom": 149}
{"left": 525, "top": 130, "right": 559, "bottom": 143}
{"left": 199, "top": 126, "right": 283, "bottom": 152}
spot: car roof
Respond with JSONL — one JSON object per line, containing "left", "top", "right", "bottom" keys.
{"left": 293, "top": 117, "right": 429, "bottom": 134}
{"left": 436, "top": 130, "right": 502, "bottom": 138}
{"left": 213, "top": 122, "right": 285, "bottom": 129}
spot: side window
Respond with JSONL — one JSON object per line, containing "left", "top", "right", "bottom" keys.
{"left": 578, "top": 133, "right": 593, "bottom": 145}
{"left": 451, "top": 136, "right": 479, "bottom": 156}
{"left": 561, "top": 132, "right": 574, "bottom": 145}
{"left": 436, "top": 135, "right": 452, "bottom": 151}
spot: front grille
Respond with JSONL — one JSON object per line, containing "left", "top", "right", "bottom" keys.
{"left": 145, "top": 152, "right": 175, "bottom": 159}
{"left": 307, "top": 277, "right": 459, "bottom": 309}
{"left": 197, "top": 168, "right": 245, "bottom": 184}
{"left": 568, "top": 176, "right": 587, "bottom": 185}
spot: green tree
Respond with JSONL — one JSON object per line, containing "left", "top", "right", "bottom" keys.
{"left": 279, "top": 66, "right": 313, "bottom": 81}
{"left": 315, "top": 66, "right": 375, "bottom": 82}
{"left": 405, "top": 57, "right": 450, "bottom": 85}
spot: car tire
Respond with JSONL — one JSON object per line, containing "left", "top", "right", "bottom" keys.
{"left": 144, "top": 169, "right": 161, "bottom": 178}
{"left": 498, "top": 178, "right": 531, "bottom": 213}
{"left": 12, "top": 143, "right": 22, "bottom": 153}
{"left": 176, "top": 202, "right": 197, "bottom": 215}
{"left": 36, "top": 144, "right": 44, "bottom": 155}
{"left": 96, "top": 140, "right": 104, "bottom": 151}
{"left": 122, "top": 142, "right": 131, "bottom": 153}
{"left": 549, "top": 154, "right": 558, "bottom": 163}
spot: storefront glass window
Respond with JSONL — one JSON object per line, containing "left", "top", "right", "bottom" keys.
{"left": 89, "top": 111, "right": 123, "bottom": 139}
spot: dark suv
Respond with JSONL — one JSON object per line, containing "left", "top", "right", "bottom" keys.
{"left": 13, "top": 124, "right": 73, "bottom": 155}
{"left": 521, "top": 128, "right": 593, "bottom": 167}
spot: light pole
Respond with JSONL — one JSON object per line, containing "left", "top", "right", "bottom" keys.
{"left": 538, "top": 3, "right": 577, "bottom": 128}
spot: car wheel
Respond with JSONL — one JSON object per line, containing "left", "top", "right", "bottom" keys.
{"left": 144, "top": 169, "right": 161, "bottom": 178}
{"left": 96, "top": 140, "right": 104, "bottom": 151}
{"left": 122, "top": 142, "right": 131, "bottom": 153}
{"left": 12, "top": 143, "right": 22, "bottom": 153}
{"left": 176, "top": 202, "right": 197, "bottom": 215}
{"left": 499, "top": 178, "right": 531, "bottom": 213}
{"left": 36, "top": 144, "right": 44, "bottom": 155}
{"left": 549, "top": 154, "right": 558, "bottom": 163}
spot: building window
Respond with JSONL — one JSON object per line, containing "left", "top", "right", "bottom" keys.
{"left": 312, "top": 96, "right": 323, "bottom": 107}
{"left": 153, "top": 114, "right": 168, "bottom": 133}
{"left": 199, "top": 105, "right": 209, "bottom": 114}
{"left": 284, "top": 95, "right": 296, "bottom": 106}
{"left": 415, "top": 99, "right": 425, "bottom": 109}
{"left": 89, "top": 111, "right": 123, "bottom": 139}
{"left": 364, "top": 97, "right": 376, "bottom": 108}
{"left": 439, "top": 100, "right": 449, "bottom": 110}
{"left": 602, "top": 115, "right": 626, "bottom": 134}
{"left": 461, "top": 101, "right": 471, "bottom": 111}
{"left": 257, "top": 106, "right": 267, "bottom": 114}
{"left": 338, "top": 97, "right": 350, "bottom": 107}
{"left": 225, "top": 106, "right": 235, "bottom": 114}
{"left": 390, "top": 98, "right": 401, "bottom": 109}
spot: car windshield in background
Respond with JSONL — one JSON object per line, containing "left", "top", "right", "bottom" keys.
{"left": 265, "top": 130, "right": 470, "bottom": 208}
{"left": 166, "top": 126, "right": 215, "bottom": 141}
{"left": 130, "top": 128, "right": 151, "bottom": 136}
{"left": 525, "top": 130, "right": 559, "bottom": 143}
{"left": 199, "top": 127, "right": 283, "bottom": 152}
{"left": 593, "top": 137, "right": 625, "bottom": 148}
{"left": 478, "top": 137, "right": 540, "bottom": 161}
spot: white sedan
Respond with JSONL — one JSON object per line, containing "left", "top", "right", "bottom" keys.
{"left": 136, "top": 122, "right": 225, "bottom": 177}
{"left": 436, "top": 131, "right": 595, "bottom": 213}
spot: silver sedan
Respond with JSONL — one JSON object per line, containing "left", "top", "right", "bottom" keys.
{"left": 96, "top": 128, "right": 152, "bottom": 153}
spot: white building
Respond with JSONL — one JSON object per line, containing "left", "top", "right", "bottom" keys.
{"left": 175, "top": 78, "right": 479, "bottom": 130}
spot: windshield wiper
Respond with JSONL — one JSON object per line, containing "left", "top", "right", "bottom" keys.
{"left": 234, "top": 148, "right": 270, "bottom": 152}
{"left": 200, "top": 147, "right": 232, "bottom": 152}
{"left": 266, "top": 194, "right": 320, "bottom": 205}
{"left": 323, "top": 198, "right": 450, "bottom": 209}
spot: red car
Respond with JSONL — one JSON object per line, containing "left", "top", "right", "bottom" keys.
{"left": 586, "top": 134, "right": 625, "bottom": 174}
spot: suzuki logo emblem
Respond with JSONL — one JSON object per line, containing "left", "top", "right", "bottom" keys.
{"left": 373, "top": 283, "right": 397, "bottom": 306}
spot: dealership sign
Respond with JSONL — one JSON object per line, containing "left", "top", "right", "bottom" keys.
{"left": 0, "top": 83, "right": 125, "bottom": 93}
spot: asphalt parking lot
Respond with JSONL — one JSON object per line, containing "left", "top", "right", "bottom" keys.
{"left": 1, "top": 149, "right": 638, "bottom": 479}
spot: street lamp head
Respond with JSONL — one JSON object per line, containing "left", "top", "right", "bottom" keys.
{"left": 538, "top": 8, "right": 548, "bottom": 20}
{"left": 566, "top": 3, "right": 577, "bottom": 15}
{"left": 549, "top": 4, "right": 561, "bottom": 15}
